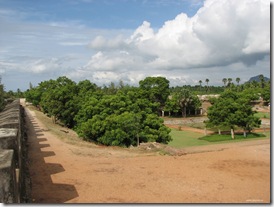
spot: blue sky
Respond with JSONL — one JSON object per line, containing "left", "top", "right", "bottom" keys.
{"left": 0, "top": 0, "right": 270, "bottom": 91}
{"left": 1, "top": 0, "right": 202, "bottom": 28}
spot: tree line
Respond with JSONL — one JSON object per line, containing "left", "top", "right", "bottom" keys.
{"left": 1, "top": 75, "right": 270, "bottom": 146}
{"left": 25, "top": 76, "right": 174, "bottom": 147}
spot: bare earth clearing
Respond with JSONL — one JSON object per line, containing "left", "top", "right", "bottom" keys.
{"left": 24, "top": 103, "right": 270, "bottom": 203}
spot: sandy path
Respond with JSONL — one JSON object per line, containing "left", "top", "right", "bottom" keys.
{"left": 25, "top": 106, "right": 270, "bottom": 203}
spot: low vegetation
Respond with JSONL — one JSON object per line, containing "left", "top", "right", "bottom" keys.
{"left": 168, "top": 128, "right": 269, "bottom": 149}
{"left": 168, "top": 129, "right": 208, "bottom": 148}
{"left": 199, "top": 133, "right": 267, "bottom": 142}
{"left": 254, "top": 112, "right": 270, "bottom": 119}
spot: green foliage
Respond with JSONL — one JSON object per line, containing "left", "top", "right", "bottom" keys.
{"left": 40, "top": 77, "right": 78, "bottom": 128}
{"left": 164, "top": 94, "right": 180, "bottom": 116}
{"left": 205, "top": 90, "right": 261, "bottom": 138}
{"left": 75, "top": 89, "right": 172, "bottom": 146}
{"left": 164, "top": 89, "right": 201, "bottom": 117}
{"left": 170, "top": 85, "right": 224, "bottom": 95}
{"left": 260, "top": 83, "right": 270, "bottom": 102}
{"left": 238, "top": 88, "right": 260, "bottom": 102}
{"left": 168, "top": 129, "right": 208, "bottom": 148}
{"left": 255, "top": 112, "right": 270, "bottom": 119}
{"left": 23, "top": 74, "right": 270, "bottom": 147}
{"left": 139, "top": 76, "right": 170, "bottom": 111}
{"left": 175, "top": 89, "right": 201, "bottom": 117}
{"left": 199, "top": 133, "right": 266, "bottom": 142}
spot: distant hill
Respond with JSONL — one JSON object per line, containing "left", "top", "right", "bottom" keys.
{"left": 246, "top": 74, "right": 270, "bottom": 83}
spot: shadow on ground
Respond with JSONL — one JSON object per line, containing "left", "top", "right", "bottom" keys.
{"left": 26, "top": 110, "right": 79, "bottom": 203}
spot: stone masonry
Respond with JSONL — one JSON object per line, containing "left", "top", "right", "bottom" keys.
{"left": 0, "top": 99, "right": 31, "bottom": 203}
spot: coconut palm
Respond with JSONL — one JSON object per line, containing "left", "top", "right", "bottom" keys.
{"left": 199, "top": 80, "right": 202, "bottom": 91}
{"left": 205, "top": 79, "right": 209, "bottom": 92}
{"left": 222, "top": 78, "right": 227, "bottom": 87}
{"left": 236, "top": 77, "right": 240, "bottom": 86}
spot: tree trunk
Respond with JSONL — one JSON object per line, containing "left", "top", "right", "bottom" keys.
{"left": 137, "top": 134, "right": 139, "bottom": 147}
{"left": 231, "top": 128, "right": 235, "bottom": 139}
{"left": 51, "top": 116, "right": 56, "bottom": 124}
{"left": 218, "top": 129, "right": 221, "bottom": 135}
{"left": 182, "top": 107, "right": 186, "bottom": 118}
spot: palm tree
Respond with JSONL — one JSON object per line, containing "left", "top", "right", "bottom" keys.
{"left": 205, "top": 79, "right": 209, "bottom": 92}
{"left": 199, "top": 80, "right": 202, "bottom": 92}
{"left": 222, "top": 78, "right": 227, "bottom": 87}
{"left": 236, "top": 77, "right": 240, "bottom": 86}
{"left": 236, "top": 77, "right": 241, "bottom": 92}
{"left": 227, "top": 78, "right": 232, "bottom": 89}
{"left": 259, "top": 74, "right": 265, "bottom": 88}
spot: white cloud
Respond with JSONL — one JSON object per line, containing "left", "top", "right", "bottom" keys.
{"left": 88, "top": 35, "right": 129, "bottom": 50}
{"left": 76, "top": 0, "right": 269, "bottom": 85}
{"left": 0, "top": 0, "right": 270, "bottom": 90}
{"left": 26, "top": 58, "right": 62, "bottom": 74}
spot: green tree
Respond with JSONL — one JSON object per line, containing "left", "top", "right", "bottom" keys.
{"left": 40, "top": 76, "right": 78, "bottom": 127}
{"left": 205, "top": 91, "right": 261, "bottom": 139}
{"left": 25, "top": 78, "right": 58, "bottom": 108}
{"left": 235, "top": 77, "right": 241, "bottom": 92}
{"left": 139, "top": 76, "right": 170, "bottom": 113}
{"left": 259, "top": 74, "right": 265, "bottom": 88}
{"left": 164, "top": 94, "right": 180, "bottom": 117}
{"left": 199, "top": 80, "right": 202, "bottom": 91}
{"left": 236, "top": 77, "right": 240, "bottom": 86}
{"left": 176, "top": 89, "right": 198, "bottom": 118}
{"left": 205, "top": 78, "right": 209, "bottom": 92}
{"left": 75, "top": 87, "right": 172, "bottom": 147}
{"left": 260, "top": 83, "right": 270, "bottom": 103}
{"left": 227, "top": 78, "right": 233, "bottom": 89}
{"left": 222, "top": 78, "right": 227, "bottom": 87}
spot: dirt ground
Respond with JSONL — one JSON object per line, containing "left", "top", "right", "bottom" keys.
{"left": 24, "top": 104, "right": 271, "bottom": 203}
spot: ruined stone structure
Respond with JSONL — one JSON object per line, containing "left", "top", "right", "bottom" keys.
{"left": 197, "top": 94, "right": 220, "bottom": 115}
{"left": 0, "top": 99, "right": 31, "bottom": 203}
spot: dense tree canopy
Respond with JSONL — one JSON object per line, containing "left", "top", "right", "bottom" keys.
{"left": 205, "top": 91, "right": 261, "bottom": 138}
{"left": 139, "top": 76, "right": 170, "bottom": 113}
{"left": 23, "top": 74, "right": 269, "bottom": 146}
{"left": 25, "top": 76, "right": 172, "bottom": 147}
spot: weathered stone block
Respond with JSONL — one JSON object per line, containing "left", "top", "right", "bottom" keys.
{"left": 0, "top": 121, "right": 19, "bottom": 129}
{"left": 0, "top": 128, "right": 18, "bottom": 150}
{"left": 0, "top": 150, "right": 17, "bottom": 203}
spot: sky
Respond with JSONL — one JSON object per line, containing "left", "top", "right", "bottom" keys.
{"left": 0, "top": 0, "right": 270, "bottom": 91}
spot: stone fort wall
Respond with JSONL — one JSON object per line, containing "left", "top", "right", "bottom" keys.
{"left": 0, "top": 99, "right": 31, "bottom": 203}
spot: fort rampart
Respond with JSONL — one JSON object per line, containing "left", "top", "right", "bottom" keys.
{"left": 0, "top": 99, "right": 31, "bottom": 203}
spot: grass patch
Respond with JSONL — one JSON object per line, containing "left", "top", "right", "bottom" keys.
{"left": 168, "top": 129, "right": 209, "bottom": 148}
{"left": 254, "top": 112, "right": 270, "bottom": 119}
{"left": 168, "top": 129, "right": 270, "bottom": 149}
{"left": 186, "top": 122, "right": 205, "bottom": 129}
{"left": 199, "top": 133, "right": 266, "bottom": 142}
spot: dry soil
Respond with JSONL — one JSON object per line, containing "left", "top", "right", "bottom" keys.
{"left": 24, "top": 105, "right": 270, "bottom": 203}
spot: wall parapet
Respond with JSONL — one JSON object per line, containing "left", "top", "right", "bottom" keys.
{"left": 0, "top": 99, "right": 31, "bottom": 203}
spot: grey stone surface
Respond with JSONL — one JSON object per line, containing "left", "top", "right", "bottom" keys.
{"left": 0, "top": 99, "right": 31, "bottom": 203}
{"left": 0, "top": 150, "right": 16, "bottom": 203}
{"left": 0, "top": 128, "right": 18, "bottom": 150}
